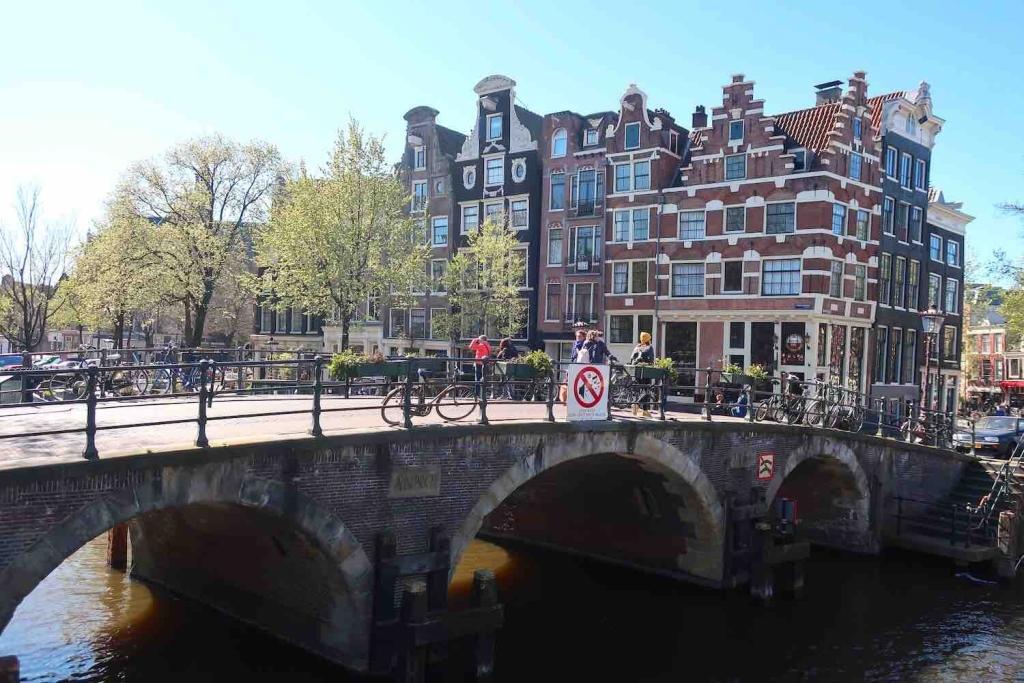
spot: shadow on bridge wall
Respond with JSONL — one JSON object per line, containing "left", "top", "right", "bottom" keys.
{"left": 0, "top": 465, "right": 373, "bottom": 671}
{"left": 451, "top": 433, "right": 727, "bottom": 587}
{"left": 765, "top": 440, "right": 874, "bottom": 552}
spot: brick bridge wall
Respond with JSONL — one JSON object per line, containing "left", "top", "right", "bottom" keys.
{"left": 0, "top": 421, "right": 973, "bottom": 672}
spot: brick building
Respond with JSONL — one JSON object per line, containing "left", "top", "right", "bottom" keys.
{"left": 538, "top": 109, "right": 616, "bottom": 359}
{"left": 965, "top": 306, "right": 1006, "bottom": 406}
{"left": 383, "top": 106, "right": 467, "bottom": 356}
{"left": 924, "top": 187, "right": 972, "bottom": 412}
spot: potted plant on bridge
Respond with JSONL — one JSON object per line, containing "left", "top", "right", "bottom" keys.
{"left": 745, "top": 363, "right": 772, "bottom": 399}
{"left": 328, "top": 350, "right": 402, "bottom": 380}
{"left": 720, "top": 361, "right": 754, "bottom": 387}
{"left": 498, "top": 350, "right": 553, "bottom": 379}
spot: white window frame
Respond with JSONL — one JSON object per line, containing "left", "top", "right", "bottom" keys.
{"left": 856, "top": 209, "right": 869, "bottom": 241}
{"left": 725, "top": 205, "right": 745, "bottom": 233}
{"left": 885, "top": 146, "right": 897, "bottom": 177}
{"left": 946, "top": 240, "right": 960, "bottom": 268}
{"left": 510, "top": 197, "right": 529, "bottom": 229}
{"left": 829, "top": 261, "right": 844, "bottom": 298}
{"left": 614, "top": 163, "right": 630, "bottom": 193}
{"left": 792, "top": 149, "right": 807, "bottom": 171}
{"left": 670, "top": 262, "right": 705, "bottom": 298}
{"left": 461, "top": 204, "right": 479, "bottom": 233}
{"left": 551, "top": 128, "right": 567, "bottom": 158}
{"left": 900, "top": 152, "right": 912, "bottom": 189}
{"left": 632, "top": 160, "right": 650, "bottom": 191}
{"left": 430, "top": 216, "right": 448, "bottom": 246}
{"left": 725, "top": 153, "right": 746, "bottom": 180}
{"left": 547, "top": 227, "right": 563, "bottom": 265}
{"left": 761, "top": 258, "right": 802, "bottom": 297}
{"left": 610, "top": 260, "right": 651, "bottom": 295}
{"left": 512, "top": 245, "right": 529, "bottom": 289}
{"left": 945, "top": 279, "right": 959, "bottom": 314}
{"left": 928, "top": 273, "right": 942, "bottom": 308}
{"left": 484, "top": 156, "right": 504, "bottom": 186}
{"left": 566, "top": 282, "right": 596, "bottom": 323}
{"left": 678, "top": 210, "right": 706, "bottom": 240}
{"left": 414, "top": 145, "right": 426, "bottom": 170}
{"left": 853, "top": 117, "right": 863, "bottom": 141}
{"left": 624, "top": 122, "right": 641, "bottom": 150}
{"left": 854, "top": 265, "right": 867, "bottom": 301}
{"left": 722, "top": 260, "right": 744, "bottom": 294}
{"left": 483, "top": 201, "right": 503, "bottom": 224}
{"left": 550, "top": 172, "right": 565, "bottom": 210}
{"left": 728, "top": 119, "right": 744, "bottom": 142}
{"left": 910, "top": 206, "right": 923, "bottom": 243}
{"left": 584, "top": 129, "right": 599, "bottom": 146}
{"left": 543, "top": 282, "right": 561, "bottom": 322}
{"left": 486, "top": 113, "right": 502, "bottom": 141}
{"left": 929, "top": 234, "right": 943, "bottom": 262}
{"left": 831, "top": 203, "right": 846, "bottom": 236}
{"left": 882, "top": 197, "right": 895, "bottom": 235}
{"left": 412, "top": 181, "right": 428, "bottom": 212}
{"left": 849, "top": 152, "right": 862, "bottom": 181}
{"left": 897, "top": 201, "right": 910, "bottom": 242}
{"left": 430, "top": 259, "right": 446, "bottom": 292}
{"left": 764, "top": 201, "right": 796, "bottom": 235}
{"left": 914, "top": 158, "right": 927, "bottom": 190}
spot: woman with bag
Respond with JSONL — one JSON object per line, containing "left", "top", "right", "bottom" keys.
{"left": 628, "top": 332, "right": 655, "bottom": 416}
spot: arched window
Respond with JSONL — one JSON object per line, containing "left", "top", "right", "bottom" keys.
{"left": 551, "top": 128, "right": 567, "bottom": 158}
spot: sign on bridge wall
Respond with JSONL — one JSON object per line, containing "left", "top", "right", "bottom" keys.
{"left": 567, "top": 364, "right": 609, "bottom": 422}
{"left": 388, "top": 466, "right": 442, "bottom": 498}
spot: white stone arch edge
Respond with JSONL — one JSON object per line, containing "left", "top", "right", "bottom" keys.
{"left": 450, "top": 432, "right": 725, "bottom": 583}
{"left": 0, "top": 462, "right": 373, "bottom": 671}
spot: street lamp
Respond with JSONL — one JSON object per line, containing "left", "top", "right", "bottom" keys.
{"left": 921, "top": 307, "right": 945, "bottom": 412}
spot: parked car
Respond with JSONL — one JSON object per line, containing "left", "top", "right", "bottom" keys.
{"left": 952, "top": 416, "right": 1024, "bottom": 457}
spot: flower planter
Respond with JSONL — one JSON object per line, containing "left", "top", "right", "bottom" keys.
{"left": 355, "top": 362, "right": 404, "bottom": 378}
{"left": 629, "top": 365, "right": 667, "bottom": 380}
{"left": 498, "top": 361, "right": 538, "bottom": 379}
{"left": 721, "top": 373, "right": 756, "bottom": 387}
{"left": 409, "top": 358, "right": 447, "bottom": 375}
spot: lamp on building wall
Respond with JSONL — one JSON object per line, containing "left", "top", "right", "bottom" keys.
{"left": 921, "top": 307, "right": 945, "bottom": 413}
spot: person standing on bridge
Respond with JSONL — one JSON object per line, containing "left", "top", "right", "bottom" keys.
{"left": 468, "top": 335, "right": 491, "bottom": 396}
{"left": 629, "top": 332, "right": 655, "bottom": 417}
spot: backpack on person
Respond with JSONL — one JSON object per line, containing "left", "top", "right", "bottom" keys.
{"left": 576, "top": 344, "right": 591, "bottom": 364}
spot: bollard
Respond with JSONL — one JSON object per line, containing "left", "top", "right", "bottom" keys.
{"left": 20, "top": 352, "right": 32, "bottom": 404}
{"left": 402, "top": 359, "right": 414, "bottom": 430}
{"left": 0, "top": 656, "right": 19, "bottom": 683}
{"left": 874, "top": 399, "right": 885, "bottom": 439}
{"left": 82, "top": 365, "right": 99, "bottom": 460}
{"left": 195, "top": 360, "right": 210, "bottom": 448}
{"left": 236, "top": 347, "right": 245, "bottom": 392}
{"left": 658, "top": 375, "right": 666, "bottom": 421}
{"left": 107, "top": 523, "right": 128, "bottom": 571}
{"left": 703, "top": 368, "right": 712, "bottom": 422}
{"left": 545, "top": 369, "right": 555, "bottom": 423}
{"left": 397, "top": 580, "right": 428, "bottom": 683}
{"left": 99, "top": 349, "right": 108, "bottom": 398}
{"left": 473, "top": 569, "right": 499, "bottom": 682}
{"left": 310, "top": 356, "right": 324, "bottom": 437}
{"left": 478, "top": 360, "right": 489, "bottom": 426}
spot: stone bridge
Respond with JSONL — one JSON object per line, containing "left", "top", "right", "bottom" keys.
{"left": 0, "top": 419, "right": 975, "bottom": 673}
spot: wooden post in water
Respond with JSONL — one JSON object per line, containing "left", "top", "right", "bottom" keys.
{"left": 397, "top": 581, "right": 428, "bottom": 683}
{"left": 0, "top": 656, "right": 19, "bottom": 683}
{"left": 473, "top": 569, "right": 498, "bottom": 682}
{"left": 107, "top": 523, "right": 128, "bottom": 571}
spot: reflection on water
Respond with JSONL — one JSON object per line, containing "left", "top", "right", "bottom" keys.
{"left": 3, "top": 536, "right": 1024, "bottom": 681}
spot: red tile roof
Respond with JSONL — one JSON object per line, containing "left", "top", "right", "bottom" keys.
{"left": 771, "top": 91, "right": 906, "bottom": 153}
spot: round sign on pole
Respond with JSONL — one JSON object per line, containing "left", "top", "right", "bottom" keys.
{"left": 574, "top": 365, "right": 605, "bottom": 408}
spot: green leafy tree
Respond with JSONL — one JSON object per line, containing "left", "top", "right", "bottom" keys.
{"left": 60, "top": 196, "right": 169, "bottom": 348}
{"left": 123, "top": 134, "right": 283, "bottom": 346}
{"left": 435, "top": 218, "right": 527, "bottom": 343}
{"left": 254, "top": 120, "right": 428, "bottom": 350}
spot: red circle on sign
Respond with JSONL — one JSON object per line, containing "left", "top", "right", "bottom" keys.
{"left": 574, "top": 365, "right": 604, "bottom": 408}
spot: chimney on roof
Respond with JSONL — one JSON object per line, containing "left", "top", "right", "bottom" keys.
{"left": 814, "top": 80, "right": 843, "bottom": 106}
{"left": 692, "top": 105, "right": 707, "bottom": 129}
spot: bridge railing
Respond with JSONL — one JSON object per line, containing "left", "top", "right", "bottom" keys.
{"left": 0, "top": 355, "right": 977, "bottom": 462}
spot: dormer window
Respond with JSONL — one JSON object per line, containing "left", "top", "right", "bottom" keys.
{"left": 853, "top": 118, "right": 862, "bottom": 141}
{"left": 551, "top": 128, "right": 567, "bottom": 158}
{"left": 792, "top": 149, "right": 807, "bottom": 171}
{"left": 486, "top": 114, "right": 503, "bottom": 141}
{"left": 625, "top": 122, "right": 641, "bottom": 150}
{"left": 728, "top": 120, "right": 744, "bottom": 142}
{"left": 584, "top": 129, "right": 599, "bottom": 146}
{"left": 414, "top": 146, "right": 426, "bottom": 170}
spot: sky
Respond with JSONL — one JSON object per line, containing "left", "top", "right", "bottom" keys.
{"left": 1, "top": 0, "right": 1022, "bottom": 281}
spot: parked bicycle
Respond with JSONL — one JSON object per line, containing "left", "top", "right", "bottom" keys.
{"left": 380, "top": 367, "right": 478, "bottom": 426}
{"left": 150, "top": 345, "right": 226, "bottom": 395}
{"left": 609, "top": 363, "right": 658, "bottom": 412}
{"left": 34, "top": 347, "right": 149, "bottom": 401}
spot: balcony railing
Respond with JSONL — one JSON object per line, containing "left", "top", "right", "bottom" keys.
{"left": 573, "top": 199, "right": 598, "bottom": 217}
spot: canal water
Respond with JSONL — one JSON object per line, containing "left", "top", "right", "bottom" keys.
{"left": 3, "top": 536, "right": 1024, "bottom": 681}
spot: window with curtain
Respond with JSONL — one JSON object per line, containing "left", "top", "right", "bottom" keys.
{"left": 551, "top": 128, "right": 567, "bottom": 157}
{"left": 671, "top": 263, "right": 704, "bottom": 297}
{"left": 679, "top": 211, "right": 706, "bottom": 240}
{"left": 761, "top": 259, "right": 801, "bottom": 296}
{"left": 765, "top": 203, "right": 795, "bottom": 234}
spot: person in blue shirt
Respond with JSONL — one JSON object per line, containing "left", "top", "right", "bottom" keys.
{"left": 569, "top": 328, "right": 586, "bottom": 362}
{"left": 732, "top": 387, "right": 749, "bottom": 418}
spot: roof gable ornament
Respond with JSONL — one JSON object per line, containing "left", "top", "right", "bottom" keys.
{"left": 613, "top": 83, "right": 657, "bottom": 133}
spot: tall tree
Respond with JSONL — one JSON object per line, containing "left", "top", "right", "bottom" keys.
{"left": 0, "top": 187, "right": 72, "bottom": 351}
{"left": 123, "top": 134, "right": 282, "bottom": 346}
{"left": 60, "top": 196, "right": 168, "bottom": 348}
{"left": 254, "top": 120, "right": 427, "bottom": 350}
{"left": 434, "top": 218, "right": 527, "bottom": 343}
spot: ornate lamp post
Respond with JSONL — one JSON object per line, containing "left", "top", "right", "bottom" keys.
{"left": 921, "top": 307, "right": 945, "bottom": 412}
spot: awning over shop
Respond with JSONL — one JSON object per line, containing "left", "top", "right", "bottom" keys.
{"left": 1000, "top": 381, "right": 1024, "bottom": 392}
{"left": 968, "top": 386, "right": 1002, "bottom": 394}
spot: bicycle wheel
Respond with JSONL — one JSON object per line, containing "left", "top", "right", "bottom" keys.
{"left": 381, "top": 386, "right": 413, "bottom": 426}
{"left": 847, "top": 406, "right": 864, "bottom": 433}
{"left": 754, "top": 397, "right": 774, "bottom": 422}
{"left": 804, "top": 398, "right": 826, "bottom": 426}
{"left": 151, "top": 368, "right": 174, "bottom": 394}
{"left": 610, "top": 374, "right": 633, "bottom": 409}
{"left": 436, "top": 384, "right": 478, "bottom": 422}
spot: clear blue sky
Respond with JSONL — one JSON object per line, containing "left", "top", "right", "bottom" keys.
{"left": 1, "top": 0, "right": 1021, "bottom": 280}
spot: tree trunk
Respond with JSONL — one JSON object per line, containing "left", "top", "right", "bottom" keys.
{"left": 188, "top": 281, "right": 217, "bottom": 348}
{"left": 341, "top": 316, "right": 351, "bottom": 353}
{"left": 113, "top": 313, "right": 125, "bottom": 350}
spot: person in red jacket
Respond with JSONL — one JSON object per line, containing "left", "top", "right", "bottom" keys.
{"left": 468, "top": 335, "right": 491, "bottom": 396}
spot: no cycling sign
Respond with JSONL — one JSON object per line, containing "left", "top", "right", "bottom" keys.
{"left": 567, "top": 364, "right": 609, "bottom": 421}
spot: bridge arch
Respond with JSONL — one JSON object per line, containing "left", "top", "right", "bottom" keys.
{"left": 765, "top": 435, "right": 874, "bottom": 551}
{"left": 452, "top": 431, "right": 726, "bottom": 585}
{"left": 0, "top": 462, "right": 373, "bottom": 671}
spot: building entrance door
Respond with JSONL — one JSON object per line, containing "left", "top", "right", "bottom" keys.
{"left": 750, "top": 322, "right": 775, "bottom": 371}
{"left": 664, "top": 322, "right": 697, "bottom": 395}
